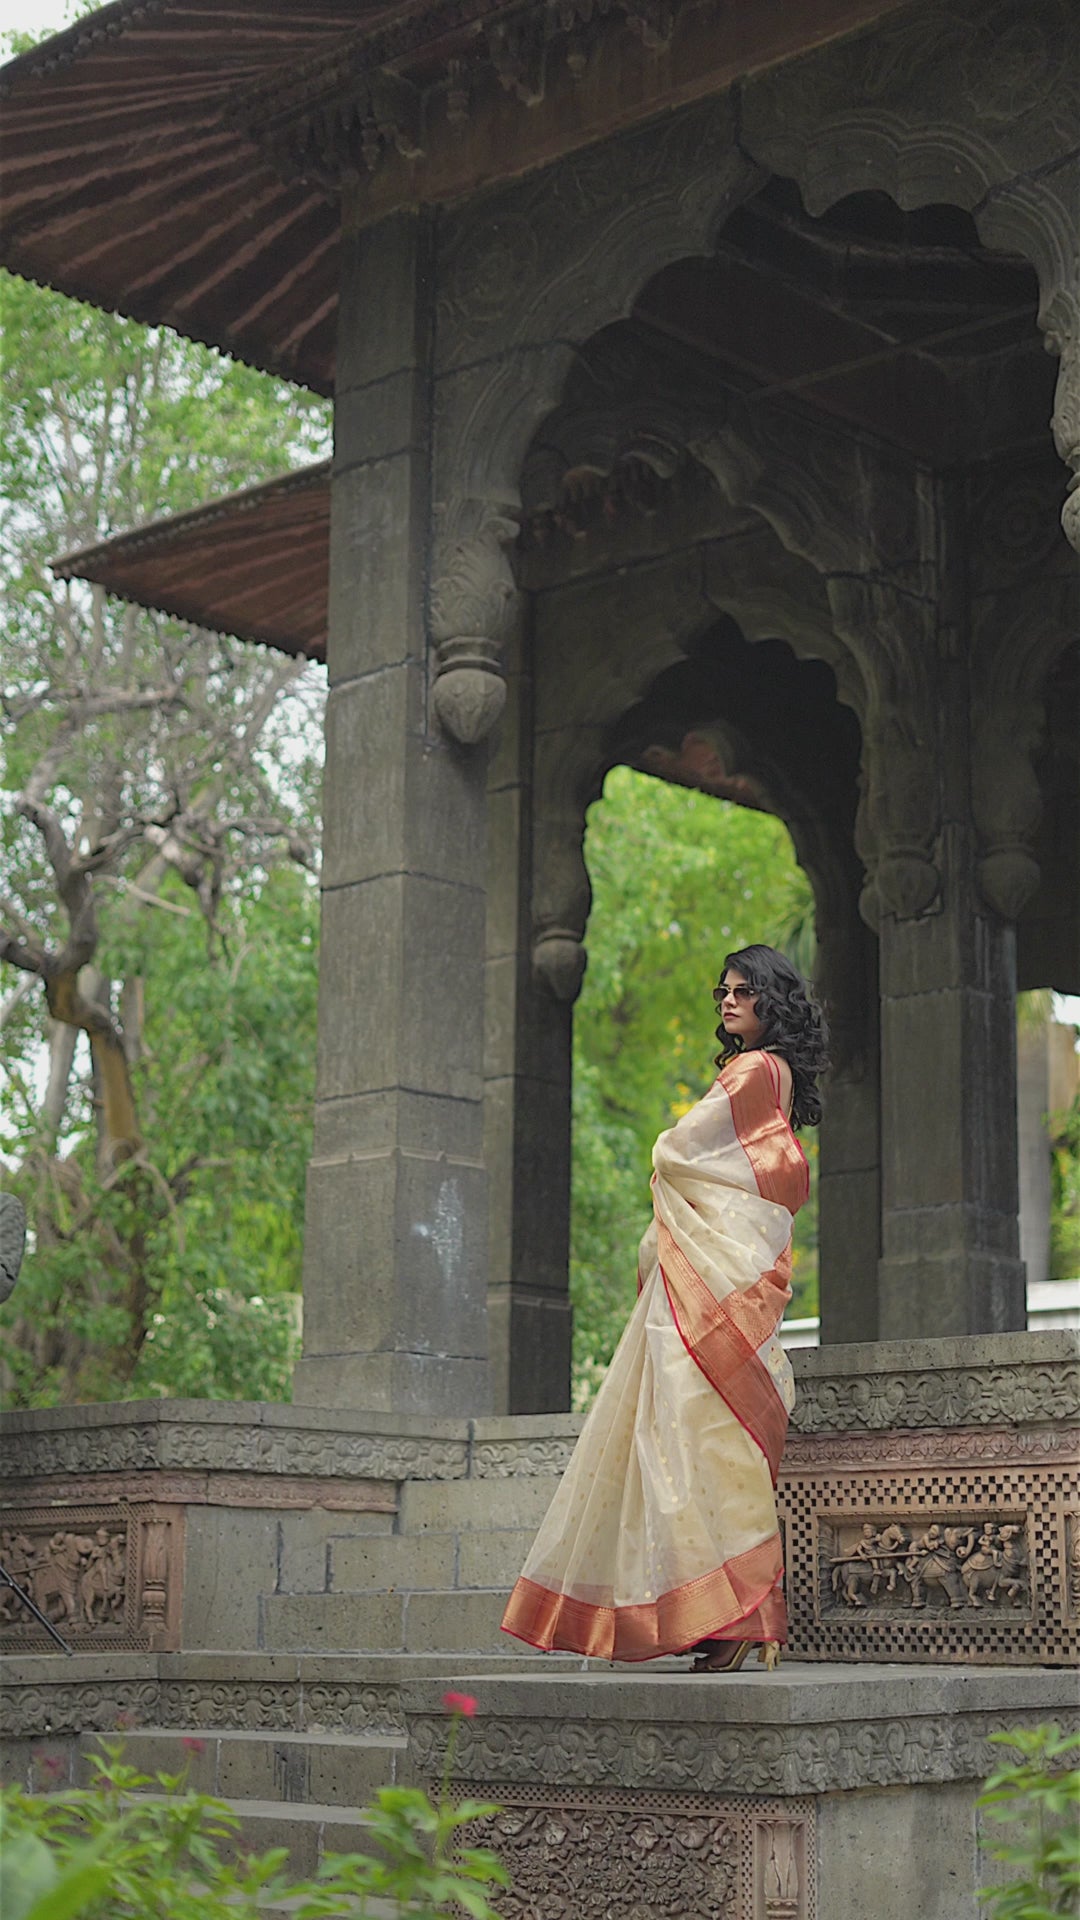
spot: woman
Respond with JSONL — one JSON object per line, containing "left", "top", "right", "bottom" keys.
{"left": 501, "top": 944, "right": 828, "bottom": 1672}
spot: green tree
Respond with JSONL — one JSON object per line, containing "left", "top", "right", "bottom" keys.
{"left": 1, "top": 270, "right": 329, "bottom": 1401}
{"left": 569, "top": 766, "right": 817, "bottom": 1401}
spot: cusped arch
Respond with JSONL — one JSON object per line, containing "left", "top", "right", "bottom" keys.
{"left": 529, "top": 485, "right": 869, "bottom": 996}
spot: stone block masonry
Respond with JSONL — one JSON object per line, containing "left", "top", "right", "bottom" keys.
{"left": 2, "top": 1339, "right": 1077, "bottom": 1920}
{"left": 1, "top": 1336, "right": 1076, "bottom": 1664}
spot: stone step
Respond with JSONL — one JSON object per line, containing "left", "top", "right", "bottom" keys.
{"left": 397, "top": 1474, "right": 560, "bottom": 1534}
{"left": 81, "top": 1727, "right": 407, "bottom": 1807}
{"left": 262, "top": 1587, "right": 520, "bottom": 1655}
{"left": 211, "top": 1796, "right": 372, "bottom": 1878}
{"left": 303, "top": 1525, "right": 537, "bottom": 1595}
{"left": 328, "top": 1530, "right": 457, "bottom": 1593}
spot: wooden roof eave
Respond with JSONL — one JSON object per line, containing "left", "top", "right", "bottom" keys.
{"left": 50, "top": 460, "right": 333, "bottom": 662}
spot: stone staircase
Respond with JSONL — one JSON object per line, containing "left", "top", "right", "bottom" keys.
{"left": 258, "top": 1464, "right": 559, "bottom": 1659}
{"left": 92, "top": 1726, "right": 398, "bottom": 1877}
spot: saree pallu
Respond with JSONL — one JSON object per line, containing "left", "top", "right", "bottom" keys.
{"left": 501, "top": 1047, "right": 809, "bottom": 1662}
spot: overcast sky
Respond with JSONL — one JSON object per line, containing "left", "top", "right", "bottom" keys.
{"left": 1, "top": 0, "right": 78, "bottom": 41}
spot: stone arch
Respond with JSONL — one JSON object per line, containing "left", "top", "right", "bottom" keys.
{"left": 432, "top": 92, "right": 764, "bottom": 519}
{"left": 527, "top": 461, "right": 864, "bottom": 993}
{"left": 737, "top": 0, "right": 1080, "bottom": 542}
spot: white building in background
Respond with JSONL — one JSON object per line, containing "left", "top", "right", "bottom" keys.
{"left": 783, "top": 1019, "right": 1080, "bottom": 1350}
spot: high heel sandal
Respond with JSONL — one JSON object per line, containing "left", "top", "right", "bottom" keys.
{"left": 688, "top": 1639, "right": 751, "bottom": 1674}
{"left": 689, "top": 1638, "right": 782, "bottom": 1674}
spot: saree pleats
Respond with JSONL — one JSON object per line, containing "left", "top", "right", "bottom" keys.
{"left": 501, "top": 1048, "right": 809, "bottom": 1662}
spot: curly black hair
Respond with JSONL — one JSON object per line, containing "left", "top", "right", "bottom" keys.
{"left": 713, "top": 944, "right": 829, "bottom": 1130}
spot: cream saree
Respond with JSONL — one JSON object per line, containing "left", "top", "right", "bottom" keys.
{"left": 501, "top": 1047, "right": 809, "bottom": 1661}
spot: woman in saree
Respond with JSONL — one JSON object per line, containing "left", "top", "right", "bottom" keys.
{"left": 501, "top": 943, "right": 828, "bottom": 1674}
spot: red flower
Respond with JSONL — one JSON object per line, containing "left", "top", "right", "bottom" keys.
{"left": 33, "top": 1751, "right": 65, "bottom": 1781}
{"left": 181, "top": 1736, "right": 207, "bottom": 1754}
{"left": 442, "top": 1691, "right": 477, "bottom": 1718}
{"left": 114, "top": 1710, "right": 136, "bottom": 1731}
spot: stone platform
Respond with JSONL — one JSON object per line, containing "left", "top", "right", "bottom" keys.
{"left": 2, "top": 1333, "right": 1075, "bottom": 1665}
{"left": 2, "top": 1650, "right": 1076, "bottom": 1920}
{"left": 2, "top": 1331, "right": 1077, "bottom": 1917}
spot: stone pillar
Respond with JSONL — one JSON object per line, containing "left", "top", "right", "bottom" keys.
{"left": 876, "top": 841, "right": 1025, "bottom": 1339}
{"left": 484, "top": 617, "right": 574, "bottom": 1412}
{"left": 1017, "top": 1023, "right": 1053, "bottom": 1290}
{"left": 293, "top": 206, "right": 491, "bottom": 1415}
{"left": 834, "top": 559, "right": 1028, "bottom": 1342}
{"left": 816, "top": 917, "right": 881, "bottom": 1344}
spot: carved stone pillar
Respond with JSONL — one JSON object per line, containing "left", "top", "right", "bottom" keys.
{"left": 831, "top": 554, "right": 1028, "bottom": 1341}
{"left": 814, "top": 914, "right": 881, "bottom": 1345}
{"left": 484, "top": 612, "right": 575, "bottom": 1413}
{"left": 294, "top": 206, "right": 491, "bottom": 1416}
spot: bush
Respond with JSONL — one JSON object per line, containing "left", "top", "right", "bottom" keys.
{"left": 1, "top": 1709, "right": 507, "bottom": 1920}
{"left": 978, "top": 1724, "right": 1080, "bottom": 1919}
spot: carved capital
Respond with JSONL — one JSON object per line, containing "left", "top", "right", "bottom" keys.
{"left": 430, "top": 504, "right": 519, "bottom": 746}
{"left": 828, "top": 579, "right": 941, "bottom": 928}
{"left": 430, "top": 506, "right": 519, "bottom": 646}
{"left": 971, "top": 707, "right": 1044, "bottom": 920}
{"left": 968, "top": 577, "right": 1078, "bottom": 918}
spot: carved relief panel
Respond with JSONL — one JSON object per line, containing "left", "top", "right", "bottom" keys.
{"left": 778, "top": 1431, "right": 1077, "bottom": 1664}
{"left": 820, "top": 1514, "right": 1032, "bottom": 1617}
{"left": 0, "top": 1502, "right": 182, "bottom": 1653}
{"left": 459, "top": 1785, "right": 815, "bottom": 1920}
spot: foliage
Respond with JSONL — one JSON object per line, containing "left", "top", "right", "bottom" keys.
{"left": 570, "top": 766, "right": 817, "bottom": 1400}
{"left": 1, "top": 867, "right": 317, "bottom": 1405}
{"left": 1, "top": 268, "right": 328, "bottom": 1400}
{"left": 1048, "top": 1091, "right": 1080, "bottom": 1283}
{"left": 978, "top": 1725, "right": 1080, "bottom": 1919}
{"left": 1, "top": 1718, "right": 508, "bottom": 1920}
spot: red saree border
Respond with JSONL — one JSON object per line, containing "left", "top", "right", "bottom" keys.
{"left": 723, "top": 1049, "right": 809, "bottom": 1209}
{"left": 501, "top": 1533, "right": 786, "bottom": 1661}
{"left": 657, "top": 1219, "right": 789, "bottom": 1483}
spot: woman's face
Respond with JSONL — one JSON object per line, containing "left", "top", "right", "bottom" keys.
{"left": 717, "top": 968, "right": 766, "bottom": 1046}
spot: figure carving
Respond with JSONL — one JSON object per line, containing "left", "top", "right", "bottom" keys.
{"left": 905, "top": 1526, "right": 966, "bottom": 1610}
{"left": 988, "top": 1524, "right": 1028, "bottom": 1607}
{"left": 0, "top": 1517, "right": 134, "bottom": 1637}
{"left": 957, "top": 1527, "right": 1004, "bottom": 1607}
{"left": 830, "top": 1523, "right": 888, "bottom": 1607}
{"left": 32, "top": 1531, "right": 96, "bottom": 1626}
{"left": 0, "top": 1531, "right": 37, "bottom": 1622}
{"left": 79, "top": 1529, "right": 126, "bottom": 1625}
{"left": 826, "top": 1518, "right": 1032, "bottom": 1615}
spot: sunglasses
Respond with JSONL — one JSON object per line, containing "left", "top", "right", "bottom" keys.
{"left": 713, "top": 985, "right": 758, "bottom": 1002}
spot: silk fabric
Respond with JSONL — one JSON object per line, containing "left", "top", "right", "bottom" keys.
{"left": 502, "top": 1048, "right": 808, "bottom": 1661}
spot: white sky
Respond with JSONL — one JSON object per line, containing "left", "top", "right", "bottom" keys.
{"left": 0, "top": 0, "right": 79, "bottom": 40}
